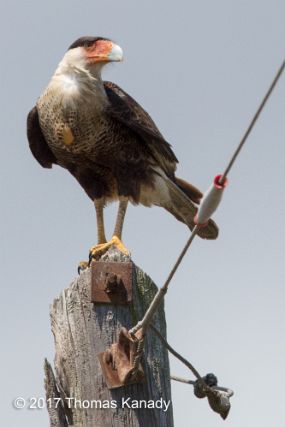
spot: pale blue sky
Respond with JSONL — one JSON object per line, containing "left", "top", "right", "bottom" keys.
{"left": 1, "top": 1, "right": 285, "bottom": 426}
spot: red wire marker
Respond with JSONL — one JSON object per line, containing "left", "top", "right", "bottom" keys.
{"left": 195, "top": 174, "right": 228, "bottom": 226}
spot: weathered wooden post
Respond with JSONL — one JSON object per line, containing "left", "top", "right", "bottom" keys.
{"left": 45, "top": 247, "right": 174, "bottom": 427}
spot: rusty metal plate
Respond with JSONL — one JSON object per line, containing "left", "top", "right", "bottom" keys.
{"left": 91, "top": 261, "right": 132, "bottom": 304}
{"left": 98, "top": 351, "right": 124, "bottom": 389}
{"left": 98, "top": 328, "right": 145, "bottom": 389}
{"left": 98, "top": 349, "right": 144, "bottom": 389}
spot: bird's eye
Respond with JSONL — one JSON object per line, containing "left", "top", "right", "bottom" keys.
{"left": 84, "top": 40, "right": 94, "bottom": 48}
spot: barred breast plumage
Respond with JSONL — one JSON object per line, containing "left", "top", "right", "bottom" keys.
{"left": 37, "top": 83, "right": 136, "bottom": 165}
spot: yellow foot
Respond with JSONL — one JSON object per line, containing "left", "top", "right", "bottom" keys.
{"left": 89, "top": 236, "right": 130, "bottom": 262}
{"left": 77, "top": 261, "right": 89, "bottom": 275}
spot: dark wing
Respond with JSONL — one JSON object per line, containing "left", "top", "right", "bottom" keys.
{"left": 104, "top": 81, "right": 178, "bottom": 176}
{"left": 27, "top": 106, "right": 57, "bottom": 168}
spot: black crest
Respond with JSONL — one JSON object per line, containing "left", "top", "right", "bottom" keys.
{"left": 68, "top": 36, "right": 111, "bottom": 50}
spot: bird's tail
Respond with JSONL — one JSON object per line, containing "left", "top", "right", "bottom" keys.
{"left": 158, "top": 172, "right": 219, "bottom": 240}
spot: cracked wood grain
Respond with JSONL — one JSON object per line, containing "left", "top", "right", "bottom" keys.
{"left": 45, "top": 248, "right": 174, "bottom": 427}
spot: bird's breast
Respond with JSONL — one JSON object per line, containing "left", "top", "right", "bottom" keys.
{"left": 37, "top": 89, "right": 118, "bottom": 163}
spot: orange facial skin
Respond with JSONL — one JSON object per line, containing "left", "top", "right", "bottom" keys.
{"left": 85, "top": 40, "right": 113, "bottom": 63}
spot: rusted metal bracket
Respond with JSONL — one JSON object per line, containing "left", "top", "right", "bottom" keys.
{"left": 99, "top": 328, "right": 144, "bottom": 389}
{"left": 91, "top": 261, "right": 132, "bottom": 304}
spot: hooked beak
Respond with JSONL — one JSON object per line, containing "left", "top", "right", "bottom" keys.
{"left": 86, "top": 40, "right": 123, "bottom": 64}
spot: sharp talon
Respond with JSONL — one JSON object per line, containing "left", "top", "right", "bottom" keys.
{"left": 88, "top": 251, "right": 93, "bottom": 265}
{"left": 89, "top": 242, "right": 109, "bottom": 262}
{"left": 78, "top": 261, "right": 89, "bottom": 275}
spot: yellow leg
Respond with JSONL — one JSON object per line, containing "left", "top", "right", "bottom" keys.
{"left": 113, "top": 198, "right": 128, "bottom": 239}
{"left": 94, "top": 198, "right": 107, "bottom": 244}
{"left": 89, "top": 198, "right": 129, "bottom": 261}
{"left": 77, "top": 198, "right": 130, "bottom": 271}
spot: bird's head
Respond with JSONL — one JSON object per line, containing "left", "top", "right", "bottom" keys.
{"left": 59, "top": 36, "right": 123, "bottom": 76}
